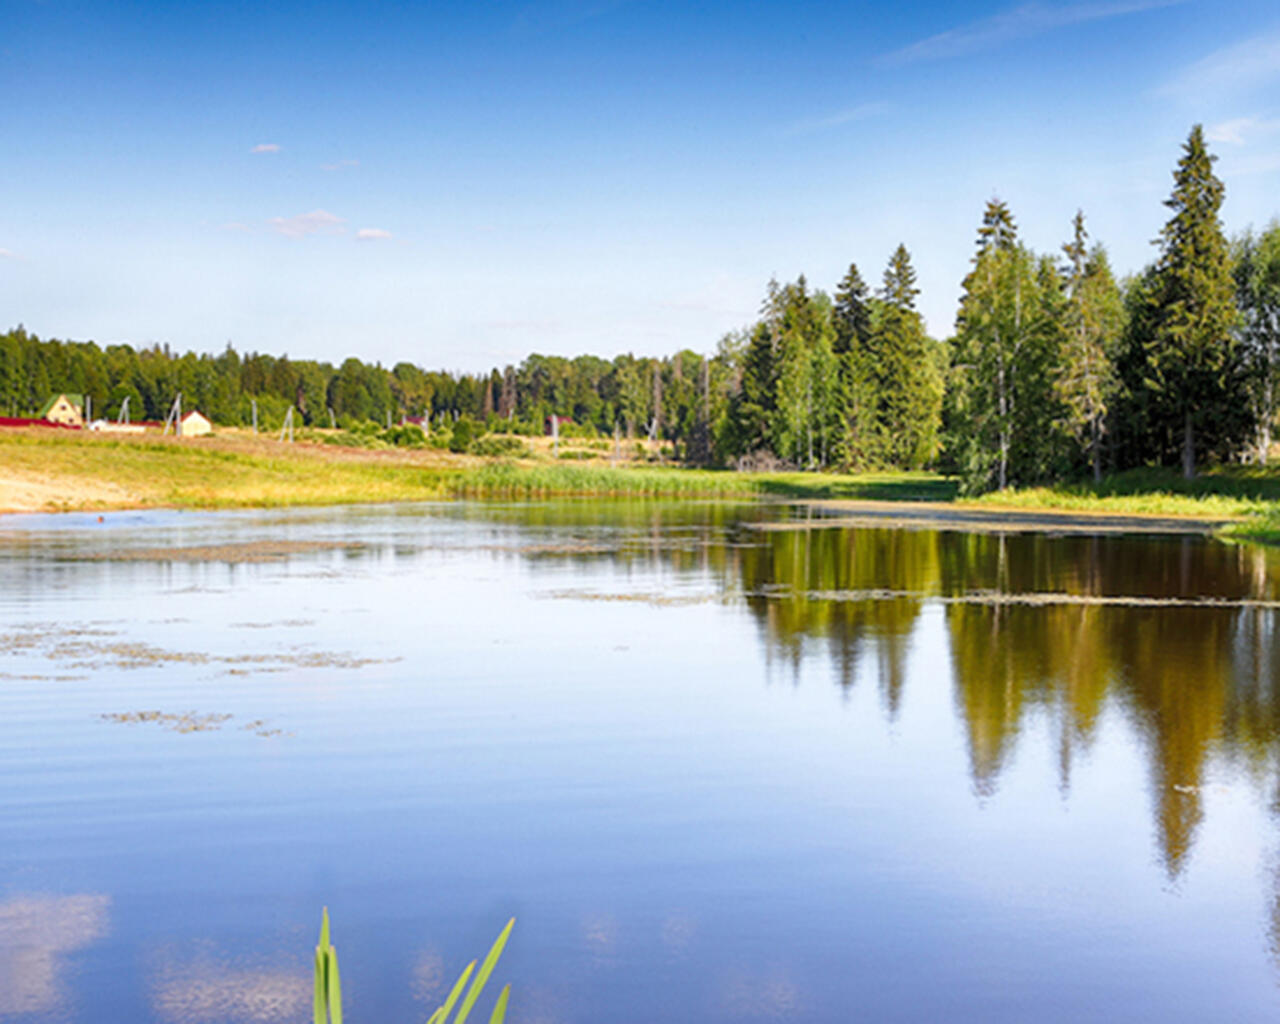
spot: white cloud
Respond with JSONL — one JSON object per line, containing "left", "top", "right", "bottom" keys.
{"left": 268, "top": 210, "right": 345, "bottom": 238}
{"left": 0, "top": 248, "right": 16, "bottom": 259}
{"left": 321, "top": 159, "right": 359, "bottom": 171}
{"left": 880, "top": 0, "right": 1184, "bottom": 65}
{"left": 251, "top": 143, "right": 281, "bottom": 154}
{"left": 1160, "top": 30, "right": 1280, "bottom": 98}
{"left": 355, "top": 228, "right": 392, "bottom": 241}
{"left": 786, "top": 102, "right": 888, "bottom": 135}
{"left": 1206, "top": 116, "right": 1280, "bottom": 145}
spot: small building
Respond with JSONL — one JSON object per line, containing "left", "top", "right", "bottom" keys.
{"left": 38, "top": 394, "right": 84, "bottom": 427}
{"left": 545, "top": 415, "right": 573, "bottom": 436}
{"left": 180, "top": 410, "right": 213, "bottom": 437}
{"left": 89, "top": 419, "right": 147, "bottom": 435}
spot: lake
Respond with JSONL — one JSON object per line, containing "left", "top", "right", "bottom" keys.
{"left": 2, "top": 500, "right": 1280, "bottom": 1023}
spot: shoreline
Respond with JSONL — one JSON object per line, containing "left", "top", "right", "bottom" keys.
{"left": 0, "top": 428, "right": 1269, "bottom": 542}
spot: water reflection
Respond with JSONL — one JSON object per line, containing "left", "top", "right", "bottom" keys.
{"left": 527, "top": 518, "right": 1280, "bottom": 881}
{"left": 149, "top": 954, "right": 308, "bottom": 1023}
{"left": 0, "top": 893, "right": 110, "bottom": 1017}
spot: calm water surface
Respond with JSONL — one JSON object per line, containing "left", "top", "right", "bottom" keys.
{"left": 3, "top": 500, "right": 1280, "bottom": 1022}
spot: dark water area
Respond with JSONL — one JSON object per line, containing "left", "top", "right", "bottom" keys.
{"left": 2, "top": 501, "right": 1280, "bottom": 1022}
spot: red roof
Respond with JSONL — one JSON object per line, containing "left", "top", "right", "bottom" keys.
{"left": 0, "top": 417, "right": 81, "bottom": 430}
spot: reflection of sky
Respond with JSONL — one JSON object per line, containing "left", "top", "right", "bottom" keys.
{"left": 3, "top": 504, "right": 1280, "bottom": 1021}
{"left": 149, "top": 957, "right": 308, "bottom": 1023}
{"left": 0, "top": 893, "right": 109, "bottom": 1016}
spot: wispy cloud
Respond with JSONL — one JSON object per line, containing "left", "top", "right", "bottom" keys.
{"left": 1159, "top": 29, "right": 1280, "bottom": 98}
{"left": 251, "top": 143, "right": 281, "bottom": 154}
{"left": 1206, "top": 116, "right": 1280, "bottom": 145}
{"left": 0, "top": 247, "right": 17, "bottom": 259}
{"left": 267, "top": 210, "right": 345, "bottom": 238}
{"left": 321, "top": 158, "right": 359, "bottom": 171}
{"left": 785, "top": 102, "right": 888, "bottom": 135}
{"left": 355, "top": 227, "right": 392, "bottom": 241}
{"left": 880, "top": 0, "right": 1183, "bottom": 65}
{"left": 513, "top": 0, "right": 633, "bottom": 32}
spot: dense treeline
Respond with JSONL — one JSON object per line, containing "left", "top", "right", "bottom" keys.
{"left": 4, "top": 125, "right": 1279, "bottom": 490}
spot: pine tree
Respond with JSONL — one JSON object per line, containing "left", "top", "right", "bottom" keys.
{"left": 832, "top": 263, "right": 872, "bottom": 354}
{"left": 1057, "top": 211, "right": 1124, "bottom": 480}
{"left": 831, "top": 263, "right": 875, "bottom": 465}
{"left": 880, "top": 244, "right": 921, "bottom": 310}
{"left": 976, "top": 199, "right": 1017, "bottom": 253}
{"left": 864, "top": 246, "right": 942, "bottom": 468}
{"left": 1146, "top": 124, "right": 1242, "bottom": 478}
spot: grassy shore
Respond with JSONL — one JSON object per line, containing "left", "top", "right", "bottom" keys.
{"left": 5, "top": 429, "right": 1280, "bottom": 542}
{"left": 0, "top": 428, "right": 951, "bottom": 510}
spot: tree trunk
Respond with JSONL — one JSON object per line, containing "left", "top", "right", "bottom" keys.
{"left": 1091, "top": 415, "right": 1102, "bottom": 483}
{"left": 1182, "top": 409, "right": 1195, "bottom": 480}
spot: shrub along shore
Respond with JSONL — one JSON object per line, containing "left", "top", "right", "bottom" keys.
{"left": 3, "top": 428, "right": 1280, "bottom": 543}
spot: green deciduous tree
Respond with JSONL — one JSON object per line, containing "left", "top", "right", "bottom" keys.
{"left": 1057, "top": 211, "right": 1125, "bottom": 481}
{"left": 1234, "top": 221, "right": 1280, "bottom": 462}
{"left": 949, "top": 200, "right": 1065, "bottom": 492}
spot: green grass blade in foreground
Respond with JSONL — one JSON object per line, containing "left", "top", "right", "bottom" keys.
{"left": 432, "top": 960, "right": 476, "bottom": 1023}
{"left": 314, "top": 907, "right": 342, "bottom": 1024}
{"left": 313, "top": 947, "right": 325, "bottom": 1024}
{"left": 453, "top": 918, "right": 516, "bottom": 1024}
{"left": 489, "top": 984, "right": 511, "bottom": 1024}
{"left": 326, "top": 946, "right": 343, "bottom": 1024}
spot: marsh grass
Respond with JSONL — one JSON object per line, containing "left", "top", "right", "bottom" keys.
{"left": 10, "top": 430, "right": 1280, "bottom": 541}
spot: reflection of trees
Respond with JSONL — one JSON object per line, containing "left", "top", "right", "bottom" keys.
{"left": 730, "top": 522, "right": 1280, "bottom": 879}
{"left": 494, "top": 503, "right": 1280, "bottom": 882}
{"left": 737, "top": 527, "right": 939, "bottom": 713}
{"left": 940, "top": 535, "right": 1280, "bottom": 876}
{"left": 0, "top": 892, "right": 110, "bottom": 1016}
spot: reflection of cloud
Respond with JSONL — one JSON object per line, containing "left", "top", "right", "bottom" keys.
{"left": 151, "top": 960, "right": 308, "bottom": 1022}
{"left": 581, "top": 912, "right": 618, "bottom": 959}
{"left": 411, "top": 949, "right": 446, "bottom": 1003}
{"left": 660, "top": 912, "right": 696, "bottom": 951}
{"left": 0, "top": 892, "right": 111, "bottom": 1015}
{"left": 718, "top": 965, "right": 804, "bottom": 1019}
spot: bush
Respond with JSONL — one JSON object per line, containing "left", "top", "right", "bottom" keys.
{"left": 470, "top": 435, "right": 531, "bottom": 457}
{"left": 449, "top": 418, "right": 476, "bottom": 453}
{"left": 382, "top": 424, "right": 427, "bottom": 448}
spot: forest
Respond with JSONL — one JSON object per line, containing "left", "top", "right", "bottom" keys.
{"left": 3, "top": 125, "right": 1278, "bottom": 494}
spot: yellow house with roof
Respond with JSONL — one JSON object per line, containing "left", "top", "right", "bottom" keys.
{"left": 38, "top": 394, "right": 85, "bottom": 427}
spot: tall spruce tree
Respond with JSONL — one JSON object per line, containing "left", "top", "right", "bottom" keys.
{"left": 832, "top": 262, "right": 876, "bottom": 466}
{"left": 1057, "top": 211, "right": 1124, "bottom": 480}
{"left": 881, "top": 244, "right": 921, "bottom": 310}
{"left": 865, "top": 246, "right": 942, "bottom": 468}
{"left": 1146, "top": 124, "right": 1242, "bottom": 478}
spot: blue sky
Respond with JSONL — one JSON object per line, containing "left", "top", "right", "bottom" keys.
{"left": 2, "top": 1, "right": 1280, "bottom": 370}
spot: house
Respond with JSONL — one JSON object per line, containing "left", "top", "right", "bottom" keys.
{"left": 545, "top": 414, "right": 574, "bottom": 436}
{"left": 179, "top": 410, "right": 213, "bottom": 437}
{"left": 37, "top": 394, "right": 85, "bottom": 427}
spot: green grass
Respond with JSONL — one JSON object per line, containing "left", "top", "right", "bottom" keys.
{"left": 11, "top": 430, "right": 1280, "bottom": 544}
{"left": 968, "top": 466, "right": 1280, "bottom": 519}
